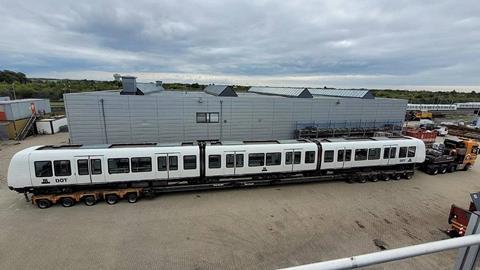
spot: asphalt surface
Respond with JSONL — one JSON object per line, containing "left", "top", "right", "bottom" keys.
{"left": 1, "top": 133, "right": 479, "bottom": 270}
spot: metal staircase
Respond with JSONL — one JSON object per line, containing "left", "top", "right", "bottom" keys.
{"left": 15, "top": 114, "right": 37, "bottom": 141}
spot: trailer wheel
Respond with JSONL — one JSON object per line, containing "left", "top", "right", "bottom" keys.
{"left": 404, "top": 173, "right": 414, "bottom": 180}
{"left": 393, "top": 174, "right": 401, "bottom": 180}
{"left": 37, "top": 199, "right": 51, "bottom": 209}
{"left": 61, "top": 197, "right": 75, "bottom": 207}
{"left": 105, "top": 194, "right": 119, "bottom": 205}
{"left": 84, "top": 196, "right": 96, "bottom": 206}
{"left": 357, "top": 176, "right": 367, "bottom": 183}
{"left": 440, "top": 166, "right": 448, "bottom": 174}
{"left": 428, "top": 167, "right": 438, "bottom": 175}
{"left": 463, "top": 164, "right": 471, "bottom": 171}
{"left": 382, "top": 175, "right": 391, "bottom": 181}
{"left": 126, "top": 192, "right": 138, "bottom": 203}
{"left": 448, "top": 165, "right": 456, "bottom": 173}
{"left": 370, "top": 175, "right": 378, "bottom": 182}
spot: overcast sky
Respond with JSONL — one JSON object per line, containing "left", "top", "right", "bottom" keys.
{"left": 1, "top": 0, "right": 479, "bottom": 90}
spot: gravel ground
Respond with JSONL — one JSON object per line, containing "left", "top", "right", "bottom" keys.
{"left": 1, "top": 133, "right": 479, "bottom": 270}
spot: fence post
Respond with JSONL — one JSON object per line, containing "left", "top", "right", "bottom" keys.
{"left": 454, "top": 211, "right": 480, "bottom": 270}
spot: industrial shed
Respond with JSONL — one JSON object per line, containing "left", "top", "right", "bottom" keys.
{"left": 64, "top": 80, "right": 407, "bottom": 145}
{"left": 0, "top": 98, "right": 51, "bottom": 140}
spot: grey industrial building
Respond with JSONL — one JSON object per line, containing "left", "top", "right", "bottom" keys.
{"left": 64, "top": 78, "right": 407, "bottom": 145}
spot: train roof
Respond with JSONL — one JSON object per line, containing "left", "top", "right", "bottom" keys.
{"left": 317, "top": 136, "right": 414, "bottom": 143}
{"left": 34, "top": 139, "right": 314, "bottom": 151}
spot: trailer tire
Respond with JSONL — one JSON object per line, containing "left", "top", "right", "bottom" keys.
{"left": 126, "top": 192, "right": 138, "bottom": 203}
{"left": 61, "top": 197, "right": 75, "bottom": 207}
{"left": 464, "top": 164, "right": 471, "bottom": 171}
{"left": 428, "top": 167, "right": 438, "bottom": 175}
{"left": 404, "top": 173, "right": 413, "bottom": 180}
{"left": 448, "top": 165, "right": 456, "bottom": 173}
{"left": 370, "top": 175, "right": 378, "bottom": 182}
{"left": 382, "top": 175, "right": 391, "bottom": 181}
{"left": 105, "top": 194, "right": 119, "bottom": 205}
{"left": 37, "top": 199, "right": 51, "bottom": 209}
{"left": 393, "top": 174, "right": 402, "bottom": 180}
{"left": 440, "top": 166, "right": 448, "bottom": 174}
{"left": 357, "top": 176, "right": 367, "bottom": 183}
{"left": 84, "top": 196, "right": 96, "bottom": 206}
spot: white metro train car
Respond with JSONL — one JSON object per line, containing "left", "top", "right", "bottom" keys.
{"left": 8, "top": 137, "right": 425, "bottom": 195}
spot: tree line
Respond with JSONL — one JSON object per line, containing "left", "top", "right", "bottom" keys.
{"left": 1, "top": 69, "right": 479, "bottom": 103}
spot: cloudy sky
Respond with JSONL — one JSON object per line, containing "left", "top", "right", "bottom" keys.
{"left": 1, "top": 0, "right": 479, "bottom": 90}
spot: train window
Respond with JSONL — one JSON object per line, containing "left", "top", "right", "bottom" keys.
{"left": 368, "top": 148, "right": 381, "bottom": 160}
{"left": 91, "top": 159, "right": 102, "bottom": 175}
{"left": 383, "top": 148, "right": 390, "bottom": 159}
{"left": 236, "top": 154, "right": 244, "bottom": 167}
{"left": 108, "top": 158, "right": 130, "bottom": 174}
{"left": 183, "top": 155, "right": 197, "bottom": 170}
{"left": 157, "top": 157, "right": 167, "bottom": 171}
{"left": 226, "top": 154, "right": 235, "bottom": 168}
{"left": 337, "top": 150, "right": 344, "bottom": 162}
{"left": 266, "top": 152, "right": 281, "bottom": 166}
{"left": 355, "top": 149, "right": 368, "bottom": 161}
{"left": 345, "top": 150, "right": 352, "bottom": 161}
{"left": 337, "top": 150, "right": 351, "bottom": 162}
{"left": 324, "top": 150, "right": 334, "bottom": 163}
{"left": 249, "top": 153, "right": 265, "bottom": 167}
{"left": 34, "top": 161, "right": 53, "bottom": 177}
{"left": 294, "top": 152, "right": 301, "bottom": 164}
{"left": 227, "top": 154, "right": 244, "bottom": 167}
{"left": 54, "top": 160, "right": 71, "bottom": 176}
{"left": 390, "top": 147, "right": 396, "bottom": 158}
{"left": 77, "top": 159, "right": 89, "bottom": 175}
{"left": 408, "top": 146, "right": 416, "bottom": 157}
{"left": 169, "top": 156, "right": 178, "bottom": 170}
{"left": 285, "top": 152, "right": 292, "bottom": 165}
{"left": 131, "top": 157, "right": 152, "bottom": 173}
{"left": 305, "top": 151, "right": 316, "bottom": 163}
{"left": 399, "top": 147, "right": 408, "bottom": 158}
{"left": 209, "top": 155, "right": 221, "bottom": 169}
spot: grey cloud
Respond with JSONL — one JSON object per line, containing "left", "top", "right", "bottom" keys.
{"left": 0, "top": 0, "right": 479, "bottom": 89}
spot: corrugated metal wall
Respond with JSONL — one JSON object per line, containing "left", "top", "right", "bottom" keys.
{"left": 1, "top": 99, "right": 51, "bottom": 120}
{"left": 64, "top": 92, "right": 407, "bottom": 145}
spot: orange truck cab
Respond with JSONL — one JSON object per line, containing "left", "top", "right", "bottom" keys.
{"left": 443, "top": 137, "right": 479, "bottom": 170}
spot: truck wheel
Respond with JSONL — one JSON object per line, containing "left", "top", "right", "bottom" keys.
{"left": 448, "top": 165, "right": 456, "bottom": 173}
{"left": 84, "top": 196, "right": 96, "bottom": 206}
{"left": 382, "top": 175, "right": 391, "bottom": 181}
{"left": 428, "top": 167, "right": 438, "bottom": 175}
{"left": 37, "top": 199, "right": 51, "bottom": 209}
{"left": 126, "top": 192, "right": 138, "bottom": 203}
{"left": 105, "top": 194, "right": 119, "bottom": 205}
{"left": 393, "top": 174, "right": 401, "bottom": 180}
{"left": 463, "top": 164, "right": 471, "bottom": 171}
{"left": 440, "top": 166, "right": 447, "bottom": 174}
{"left": 370, "top": 175, "right": 378, "bottom": 182}
{"left": 61, "top": 197, "right": 75, "bottom": 207}
{"left": 404, "top": 173, "right": 413, "bottom": 180}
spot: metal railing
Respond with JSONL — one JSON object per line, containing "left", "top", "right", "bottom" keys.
{"left": 279, "top": 211, "right": 480, "bottom": 270}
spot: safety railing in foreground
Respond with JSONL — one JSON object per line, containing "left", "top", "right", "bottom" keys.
{"left": 279, "top": 211, "right": 480, "bottom": 270}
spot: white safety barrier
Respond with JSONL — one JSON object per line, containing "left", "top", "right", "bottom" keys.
{"left": 279, "top": 234, "right": 480, "bottom": 270}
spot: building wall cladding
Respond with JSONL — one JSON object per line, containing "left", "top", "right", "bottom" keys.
{"left": 64, "top": 92, "right": 406, "bottom": 145}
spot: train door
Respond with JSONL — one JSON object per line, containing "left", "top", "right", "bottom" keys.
{"left": 285, "top": 149, "right": 302, "bottom": 172}
{"left": 224, "top": 151, "right": 245, "bottom": 176}
{"left": 383, "top": 145, "right": 398, "bottom": 165}
{"left": 339, "top": 148, "right": 353, "bottom": 169}
{"left": 74, "top": 155, "right": 106, "bottom": 184}
{"left": 155, "top": 153, "right": 180, "bottom": 180}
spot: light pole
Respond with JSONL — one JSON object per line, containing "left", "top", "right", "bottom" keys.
{"left": 12, "top": 82, "right": 16, "bottom": 100}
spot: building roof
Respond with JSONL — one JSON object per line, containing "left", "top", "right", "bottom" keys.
{"left": 308, "top": 88, "right": 374, "bottom": 99}
{"left": 136, "top": 82, "right": 165, "bottom": 94}
{"left": 248, "top": 87, "right": 313, "bottom": 98}
{"left": 0, "top": 98, "right": 46, "bottom": 105}
{"left": 204, "top": 85, "right": 238, "bottom": 97}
